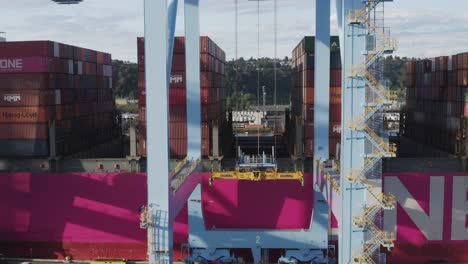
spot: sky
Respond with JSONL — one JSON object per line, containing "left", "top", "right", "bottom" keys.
{"left": 2, "top": 0, "right": 468, "bottom": 62}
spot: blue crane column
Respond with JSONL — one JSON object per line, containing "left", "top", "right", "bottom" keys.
{"left": 144, "top": 0, "right": 201, "bottom": 262}
{"left": 185, "top": 0, "right": 202, "bottom": 161}
{"left": 313, "top": 0, "right": 331, "bottom": 182}
{"left": 335, "top": 0, "right": 367, "bottom": 263}
{"left": 144, "top": 0, "right": 173, "bottom": 262}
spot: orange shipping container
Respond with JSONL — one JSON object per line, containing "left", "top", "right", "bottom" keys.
{"left": 0, "top": 123, "right": 49, "bottom": 139}
{"left": 330, "top": 87, "right": 341, "bottom": 104}
{"left": 330, "top": 69, "right": 342, "bottom": 87}
{"left": 0, "top": 106, "right": 53, "bottom": 123}
{"left": 304, "top": 138, "right": 314, "bottom": 157}
{"left": 305, "top": 87, "right": 314, "bottom": 104}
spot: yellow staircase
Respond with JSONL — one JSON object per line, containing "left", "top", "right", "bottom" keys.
{"left": 347, "top": 1, "right": 398, "bottom": 263}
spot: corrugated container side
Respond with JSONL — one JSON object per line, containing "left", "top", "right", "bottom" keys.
{"left": 0, "top": 139, "right": 49, "bottom": 157}
{"left": 0, "top": 123, "right": 49, "bottom": 139}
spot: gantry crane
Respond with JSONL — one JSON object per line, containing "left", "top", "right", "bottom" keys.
{"left": 143, "top": 0, "right": 398, "bottom": 263}
{"left": 50, "top": 0, "right": 397, "bottom": 263}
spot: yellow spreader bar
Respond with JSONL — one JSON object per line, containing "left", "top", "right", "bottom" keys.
{"left": 210, "top": 170, "right": 304, "bottom": 186}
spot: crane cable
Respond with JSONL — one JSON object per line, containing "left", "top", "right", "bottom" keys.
{"left": 256, "top": 0, "right": 260, "bottom": 158}
{"left": 234, "top": 0, "right": 239, "bottom": 160}
{"left": 273, "top": 0, "right": 277, "bottom": 161}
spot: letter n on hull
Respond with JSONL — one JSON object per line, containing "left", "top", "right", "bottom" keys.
{"left": 384, "top": 173, "right": 468, "bottom": 244}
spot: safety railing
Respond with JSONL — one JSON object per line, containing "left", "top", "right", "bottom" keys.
{"left": 347, "top": 1, "right": 397, "bottom": 262}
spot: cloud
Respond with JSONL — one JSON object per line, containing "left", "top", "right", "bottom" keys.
{"left": 0, "top": 0, "right": 467, "bottom": 61}
{"left": 385, "top": 9, "right": 468, "bottom": 58}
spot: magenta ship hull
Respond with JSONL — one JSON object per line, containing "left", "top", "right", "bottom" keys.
{"left": 1, "top": 172, "right": 468, "bottom": 263}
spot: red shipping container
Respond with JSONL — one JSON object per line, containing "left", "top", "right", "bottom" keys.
{"left": 0, "top": 73, "right": 61, "bottom": 90}
{"left": 170, "top": 72, "right": 186, "bottom": 88}
{"left": 137, "top": 38, "right": 145, "bottom": 55}
{"left": 202, "top": 122, "right": 210, "bottom": 139}
{"left": 170, "top": 105, "right": 187, "bottom": 123}
{"left": 330, "top": 104, "right": 341, "bottom": 122}
{"left": 169, "top": 121, "right": 187, "bottom": 139}
{"left": 201, "top": 104, "right": 211, "bottom": 121}
{"left": 464, "top": 53, "right": 468, "bottom": 70}
{"left": 138, "top": 72, "right": 146, "bottom": 88}
{"left": 170, "top": 138, "right": 188, "bottom": 158}
{"left": 0, "top": 57, "right": 71, "bottom": 74}
{"left": 139, "top": 88, "right": 146, "bottom": 107}
{"left": 0, "top": 41, "right": 54, "bottom": 57}
{"left": 97, "top": 89, "right": 114, "bottom": 102}
{"left": 406, "top": 61, "right": 416, "bottom": 74}
{"left": 330, "top": 69, "right": 342, "bottom": 87}
{"left": 452, "top": 55, "right": 458, "bottom": 70}
{"left": 56, "top": 104, "right": 75, "bottom": 120}
{"left": 457, "top": 54, "right": 464, "bottom": 70}
{"left": 138, "top": 54, "right": 145, "bottom": 72}
{"left": 200, "top": 36, "right": 210, "bottom": 54}
{"left": 138, "top": 131, "right": 147, "bottom": 156}
{"left": 202, "top": 137, "right": 210, "bottom": 157}
{"left": 305, "top": 103, "right": 314, "bottom": 123}
{"left": 169, "top": 89, "right": 186, "bottom": 105}
{"left": 139, "top": 107, "right": 146, "bottom": 123}
{"left": 172, "top": 54, "right": 186, "bottom": 71}
{"left": 200, "top": 54, "right": 211, "bottom": 72}
{"left": 174, "top": 37, "right": 185, "bottom": 53}
{"left": 329, "top": 121, "right": 342, "bottom": 138}
{"left": 139, "top": 36, "right": 220, "bottom": 58}
{"left": 305, "top": 123, "right": 314, "bottom": 139}
{"left": 465, "top": 102, "right": 468, "bottom": 118}
{"left": 306, "top": 70, "right": 314, "bottom": 87}
{"left": 0, "top": 123, "right": 49, "bottom": 139}
{"left": 0, "top": 90, "right": 57, "bottom": 106}
{"left": 304, "top": 138, "right": 314, "bottom": 157}
{"left": 201, "top": 87, "right": 212, "bottom": 105}
{"left": 84, "top": 62, "right": 97, "bottom": 76}
{"left": 201, "top": 72, "right": 213, "bottom": 87}
{"left": 76, "top": 103, "right": 97, "bottom": 116}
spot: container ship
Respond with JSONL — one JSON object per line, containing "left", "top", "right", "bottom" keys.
{"left": 1, "top": 36, "right": 468, "bottom": 264}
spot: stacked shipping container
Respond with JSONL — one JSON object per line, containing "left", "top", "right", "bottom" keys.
{"left": 405, "top": 53, "right": 468, "bottom": 155}
{"left": 0, "top": 41, "right": 116, "bottom": 157}
{"left": 137, "top": 36, "right": 229, "bottom": 158}
{"left": 290, "top": 36, "right": 342, "bottom": 158}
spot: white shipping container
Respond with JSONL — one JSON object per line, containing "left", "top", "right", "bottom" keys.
{"left": 77, "top": 61, "right": 83, "bottom": 75}
{"left": 68, "top": 60, "right": 74, "bottom": 75}
{"left": 103, "top": 65, "right": 113, "bottom": 77}
{"left": 53, "top": 42, "right": 60, "bottom": 58}
{"left": 55, "top": 89, "right": 61, "bottom": 105}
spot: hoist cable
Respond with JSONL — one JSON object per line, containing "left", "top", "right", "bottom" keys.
{"left": 256, "top": 0, "right": 260, "bottom": 157}
{"left": 273, "top": 0, "right": 277, "bottom": 159}
{"left": 234, "top": 0, "right": 239, "bottom": 160}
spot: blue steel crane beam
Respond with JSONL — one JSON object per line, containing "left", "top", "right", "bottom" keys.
{"left": 51, "top": 0, "right": 83, "bottom": 4}
{"left": 145, "top": 0, "right": 204, "bottom": 262}
{"left": 143, "top": 0, "right": 383, "bottom": 262}
{"left": 313, "top": 0, "right": 331, "bottom": 163}
{"left": 144, "top": 0, "right": 173, "bottom": 262}
{"left": 335, "top": 1, "right": 367, "bottom": 263}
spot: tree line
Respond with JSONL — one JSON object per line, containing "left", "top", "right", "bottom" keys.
{"left": 112, "top": 56, "right": 409, "bottom": 112}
